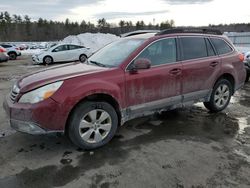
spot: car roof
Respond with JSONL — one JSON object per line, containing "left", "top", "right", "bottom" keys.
{"left": 123, "top": 28, "right": 224, "bottom": 41}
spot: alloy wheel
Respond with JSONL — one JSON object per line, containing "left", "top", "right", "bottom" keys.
{"left": 79, "top": 109, "right": 112, "bottom": 143}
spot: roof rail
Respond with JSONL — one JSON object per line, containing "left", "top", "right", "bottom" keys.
{"left": 121, "top": 30, "right": 160, "bottom": 37}
{"left": 156, "top": 28, "right": 222, "bottom": 36}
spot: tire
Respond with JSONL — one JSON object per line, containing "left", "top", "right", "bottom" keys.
{"left": 204, "top": 79, "right": 233, "bottom": 113}
{"left": 79, "top": 54, "right": 87, "bottom": 63}
{"left": 245, "top": 73, "right": 250, "bottom": 82}
{"left": 43, "top": 56, "right": 53, "bottom": 65}
{"left": 68, "top": 101, "right": 118, "bottom": 150}
{"left": 8, "top": 52, "right": 17, "bottom": 60}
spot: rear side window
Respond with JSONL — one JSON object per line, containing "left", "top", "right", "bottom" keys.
{"left": 68, "top": 45, "right": 82, "bottom": 50}
{"left": 210, "top": 38, "right": 233, "bottom": 55}
{"left": 180, "top": 37, "right": 207, "bottom": 60}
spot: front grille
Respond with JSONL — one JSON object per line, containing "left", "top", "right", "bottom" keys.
{"left": 10, "top": 90, "right": 19, "bottom": 103}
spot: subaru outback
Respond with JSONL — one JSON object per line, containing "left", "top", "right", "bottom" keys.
{"left": 3, "top": 28, "right": 246, "bottom": 149}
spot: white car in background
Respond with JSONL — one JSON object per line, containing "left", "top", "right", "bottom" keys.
{"left": 0, "top": 44, "right": 21, "bottom": 60}
{"left": 32, "top": 43, "right": 92, "bottom": 65}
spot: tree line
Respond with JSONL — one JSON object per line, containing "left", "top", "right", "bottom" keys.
{"left": 0, "top": 11, "right": 250, "bottom": 42}
{"left": 0, "top": 11, "right": 175, "bottom": 42}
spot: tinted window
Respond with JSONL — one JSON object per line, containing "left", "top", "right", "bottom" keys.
{"left": 205, "top": 38, "right": 216, "bottom": 56}
{"left": 68, "top": 45, "right": 82, "bottom": 50}
{"left": 1, "top": 45, "right": 11, "bottom": 48}
{"left": 180, "top": 37, "right": 207, "bottom": 60}
{"left": 210, "top": 38, "right": 233, "bottom": 55}
{"left": 136, "top": 38, "right": 176, "bottom": 66}
{"left": 52, "top": 45, "right": 68, "bottom": 52}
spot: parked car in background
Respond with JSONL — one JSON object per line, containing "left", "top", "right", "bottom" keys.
{"left": 4, "top": 28, "right": 246, "bottom": 149}
{"left": 0, "top": 46, "right": 9, "bottom": 63}
{"left": 32, "top": 43, "right": 92, "bottom": 65}
{"left": 0, "top": 44, "right": 21, "bottom": 60}
{"left": 243, "top": 51, "right": 250, "bottom": 82}
{"left": 18, "top": 44, "right": 29, "bottom": 50}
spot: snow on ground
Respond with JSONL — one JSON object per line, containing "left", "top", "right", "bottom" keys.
{"left": 62, "top": 33, "right": 119, "bottom": 52}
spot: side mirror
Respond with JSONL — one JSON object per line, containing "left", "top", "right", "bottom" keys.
{"left": 131, "top": 58, "right": 151, "bottom": 72}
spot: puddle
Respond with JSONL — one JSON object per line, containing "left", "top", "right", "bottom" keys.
{"left": 0, "top": 129, "right": 16, "bottom": 138}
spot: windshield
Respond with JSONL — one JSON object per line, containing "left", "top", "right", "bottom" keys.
{"left": 88, "top": 38, "right": 145, "bottom": 67}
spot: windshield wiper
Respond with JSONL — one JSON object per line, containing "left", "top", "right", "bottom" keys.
{"left": 88, "top": 60, "right": 106, "bottom": 67}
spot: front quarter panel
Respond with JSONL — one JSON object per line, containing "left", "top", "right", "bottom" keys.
{"left": 51, "top": 68, "right": 126, "bottom": 129}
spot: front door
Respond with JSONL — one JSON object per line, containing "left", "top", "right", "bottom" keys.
{"left": 125, "top": 38, "right": 182, "bottom": 116}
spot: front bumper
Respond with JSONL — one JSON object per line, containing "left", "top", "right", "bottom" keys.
{"left": 32, "top": 55, "right": 43, "bottom": 64}
{"left": 10, "top": 119, "right": 48, "bottom": 134}
{"left": 3, "top": 95, "right": 65, "bottom": 135}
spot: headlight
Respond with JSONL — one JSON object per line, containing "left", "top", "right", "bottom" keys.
{"left": 19, "top": 81, "right": 63, "bottom": 104}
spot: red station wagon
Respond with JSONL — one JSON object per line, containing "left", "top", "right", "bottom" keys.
{"left": 3, "top": 28, "right": 246, "bottom": 149}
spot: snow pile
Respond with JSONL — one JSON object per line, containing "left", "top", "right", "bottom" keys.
{"left": 62, "top": 33, "right": 119, "bottom": 52}
{"left": 21, "top": 49, "right": 43, "bottom": 55}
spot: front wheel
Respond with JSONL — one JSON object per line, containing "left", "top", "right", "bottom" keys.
{"left": 8, "top": 52, "right": 17, "bottom": 60}
{"left": 43, "top": 56, "right": 53, "bottom": 65}
{"left": 204, "top": 79, "right": 233, "bottom": 113}
{"left": 68, "top": 101, "right": 118, "bottom": 150}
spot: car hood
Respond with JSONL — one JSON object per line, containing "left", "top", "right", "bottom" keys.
{"left": 17, "top": 62, "right": 107, "bottom": 93}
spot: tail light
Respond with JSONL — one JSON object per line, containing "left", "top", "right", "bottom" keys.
{"left": 239, "top": 53, "right": 244, "bottom": 62}
{"left": 0, "top": 48, "right": 6, "bottom": 53}
{"left": 15, "top": 47, "right": 20, "bottom": 50}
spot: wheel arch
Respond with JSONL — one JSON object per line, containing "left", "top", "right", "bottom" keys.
{"left": 214, "top": 73, "right": 235, "bottom": 93}
{"left": 65, "top": 93, "right": 122, "bottom": 136}
{"left": 8, "top": 51, "right": 17, "bottom": 56}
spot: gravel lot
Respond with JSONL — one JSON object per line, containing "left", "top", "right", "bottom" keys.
{"left": 0, "top": 55, "right": 250, "bottom": 188}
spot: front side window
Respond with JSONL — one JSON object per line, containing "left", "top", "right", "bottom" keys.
{"left": 210, "top": 38, "right": 233, "bottom": 55}
{"left": 180, "top": 37, "right": 207, "bottom": 60}
{"left": 52, "top": 45, "right": 68, "bottom": 52}
{"left": 135, "top": 38, "right": 177, "bottom": 66}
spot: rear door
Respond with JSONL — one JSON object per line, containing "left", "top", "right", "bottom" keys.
{"left": 179, "top": 36, "right": 221, "bottom": 102}
{"left": 68, "top": 45, "right": 82, "bottom": 61}
{"left": 125, "top": 38, "right": 182, "bottom": 115}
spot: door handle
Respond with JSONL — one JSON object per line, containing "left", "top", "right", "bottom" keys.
{"left": 210, "top": 62, "right": 219, "bottom": 67}
{"left": 169, "top": 68, "right": 181, "bottom": 75}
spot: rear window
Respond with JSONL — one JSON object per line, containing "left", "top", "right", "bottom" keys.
{"left": 210, "top": 38, "right": 233, "bottom": 55}
{"left": 1, "top": 45, "right": 11, "bottom": 48}
{"left": 180, "top": 37, "right": 207, "bottom": 60}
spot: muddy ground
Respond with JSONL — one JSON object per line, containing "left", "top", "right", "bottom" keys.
{"left": 0, "top": 55, "right": 250, "bottom": 188}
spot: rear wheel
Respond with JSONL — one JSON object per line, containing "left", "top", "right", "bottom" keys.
{"left": 79, "top": 54, "right": 87, "bottom": 63}
{"left": 8, "top": 52, "right": 17, "bottom": 60}
{"left": 245, "top": 73, "right": 250, "bottom": 82}
{"left": 204, "top": 79, "right": 233, "bottom": 112}
{"left": 68, "top": 101, "right": 118, "bottom": 150}
{"left": 43, "top": 56, "right": 53, "bottom": 65}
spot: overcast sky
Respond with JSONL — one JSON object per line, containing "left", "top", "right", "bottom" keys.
{"left": 0, "top": 0, "right": 249, "bottom": 26}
